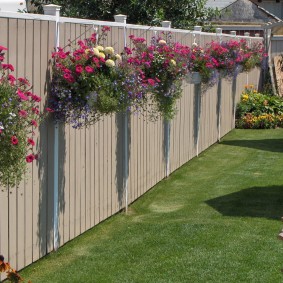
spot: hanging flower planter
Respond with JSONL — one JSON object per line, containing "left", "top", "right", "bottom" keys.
{"left": 186, "top": 72, "right": 201, "bottom": 84}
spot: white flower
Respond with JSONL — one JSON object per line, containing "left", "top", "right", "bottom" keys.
{"left": 96, "top": 45, "right": 104, "bottom": 51}
{"left": 158, "top": 40, "right": 166, "bottom": 45}
{"left": 115, "top": 54, "right": 122, "bottom": 61}
{"left": 0, "top": 124, "right": 4, "bottom": 130}
{"left": 92, "top": 48, "right": 100, "bottom": 57}
{"left": 170, "top": 59, "right": 176, "bottom": 66}
{"left": 99, "top": 52, "right": 106, "bottom": 59}
{"left": 104, "top": 47, "right": 115, "bottom": 55}
{"left": 105, "top": 59, "right": 115, "bottom": 67}
{"left": 9, "top": 112, "right": 16, "bottom": 117}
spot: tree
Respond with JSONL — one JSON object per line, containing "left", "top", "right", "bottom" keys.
{"left": 29, "top": 0, "right": 218, "bottom": 29}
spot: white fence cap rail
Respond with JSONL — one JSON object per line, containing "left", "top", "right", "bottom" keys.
{"left": 0, "top": 10, "right": 263, "bottom": 40}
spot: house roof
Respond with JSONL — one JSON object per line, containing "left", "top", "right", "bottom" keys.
{"left": 205, "top": 0, "right": 237, "bottom": 10}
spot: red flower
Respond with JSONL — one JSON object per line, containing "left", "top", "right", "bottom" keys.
{"left": 11, "top": 136, "right": 18, "bottom": 145}
{"left": 26, "top": 154, "right": 35, "bottom": 163}
{"left": 27, "top": 138, "right": 35, "bottom": 146}
{"left": 8, "top": 74, "right": 16, "bottom": 84}
{"left": 31, "top": 120, "right": 38, "bottom": 127}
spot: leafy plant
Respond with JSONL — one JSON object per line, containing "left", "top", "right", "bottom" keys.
{"left": 50, "top": 27, "right": 149, "bottom": 128}
{"left": 0, "top": 46, "right": 41, "bottom": 187}
{"left": 236, "top": 85, "right": 283, "bottom": 129}
{"left": 127, "top": 33, "right": 189, "bottom": 120}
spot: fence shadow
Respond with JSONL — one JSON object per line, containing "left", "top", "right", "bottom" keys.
{"left": 193, "top": 84, "right": 201, "bottom": 147}
{"left": 37, "top": 64, "right": 66, "bottom": 256}
{"left": 206, "top": 185, "right": 283, "bottom": 220}
{"left": 115, "top": 112, "right": 131, "bottom": 209}
{"left": 221, "top": 138, "right": 283, "bottom": 153}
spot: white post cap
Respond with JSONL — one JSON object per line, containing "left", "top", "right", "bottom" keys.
{"left": 43, "top": 4, "right": 61, "bottom": 16}
{"left": 255, "top": 33, "right": 260, "bottom": 37}
{"left": 216, "top": 28, "right": 222, "bottom": 35}
{"left": 161, "top": 21, "right": 171, "bottom": 28}
{"left": 194, "top": 26, "right": 202, "bottom": 32}
{"left": 230, "top": 31, "right": 236, "bottom": 36}
{"left": 114, "top": 14, "right": 127, "bottom": 24}
{"left": 244, "top": 32, "right": 250, "bottom": 37}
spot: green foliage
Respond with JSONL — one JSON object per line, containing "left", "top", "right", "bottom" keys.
{"left": 30, "top": 0, "right": 219, "bottom": 29}
{"left": 236, "top": 85, "right": 283, "bottom": 129}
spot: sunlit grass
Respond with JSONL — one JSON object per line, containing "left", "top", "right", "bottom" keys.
{"left": 20, "top": 129, "right": 283, "bottom": 283}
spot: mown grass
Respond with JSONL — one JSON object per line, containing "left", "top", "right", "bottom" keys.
{"left": 20, "top": 129, "right": 283, "bottom": 283}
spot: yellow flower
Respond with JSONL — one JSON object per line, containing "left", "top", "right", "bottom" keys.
{"left": 99, "top": 52, "right": 106, "bottom": 59}
{"left": 96, "top": 45, "right": 104, "bottom": 51}
{"left": 105, "top": 59, "right": 115, "bottom": 67}
{"left": 85, "top": 49, "right": 91, "bottom": 54}
{"left": 104, "top": 47, "right": 115, "bottom": 55}
{"left": 242, "top": 94, "right": 249, "bottom": 101}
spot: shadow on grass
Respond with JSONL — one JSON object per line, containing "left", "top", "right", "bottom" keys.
{"left": 206, "top": 185, "right": 283, "bottom": 220}
{"left": 221, "top": 139, "right": 283, "bottom": 153}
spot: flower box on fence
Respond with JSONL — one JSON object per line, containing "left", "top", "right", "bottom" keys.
{"left": 186, "top": 72, "right": 201, "bottom": 84}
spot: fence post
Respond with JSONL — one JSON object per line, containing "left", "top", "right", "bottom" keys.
{"left": 161, "top": 21, "right": 172, "bottom": 177}
{"left": 230, "top": 31, "right": 236, "bottom": 37}
{"left": 43, "top": 4, "right": 61, "bottom": 251}
{"left": 215, "top": 28, "right": 222, "bottom": 142}
{"left": 114, "top": 14, "right": 129, "bottom": 212}
{"left": 194, "top": 26, "right": 202, "bottom": 157}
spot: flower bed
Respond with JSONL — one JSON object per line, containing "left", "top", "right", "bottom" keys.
{"left": 0, "top": 46, "right": 41, "bottom": 187}
{"left": 236, "top": 85, "right": 283, "bottom": 129}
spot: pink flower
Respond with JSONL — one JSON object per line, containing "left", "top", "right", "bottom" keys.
{"left": 147, "top": 79, "right": 156, "bottom": 86}
{"left": 8, "top": 74, "right": 16, "bottom": 84}
{"left": 28, "top": 138, "right": 35, "bottom": 146}
{"left": 17, "top": 90, "right": 28, "bottom": 101}
{"left": 19, "top": 110, "right": 28, "bottom": 117}
{"left": 26, "top": 154, "right": 35, "bottom": 163}
{"left": 75, "top": 64, "right": 83, "bottom": 73}
{"left": 32, "top": 107, "right": 39, "bottom": 115}
{"left": 85, "top": 66, "right": 94, "bottom": 73}
{"left": 31, "top": 120, "right": 38, "bottom": 127}
{"left": 31, "top": 95, "right": 41, "bottom": 102}
{"left": 2, "top": 63, "right": 14, "bottom": 71}
{"left": 46, "top": 107, "right": 54, "bottom": 113}
{"left": 0, "top": 45, "right": 8, "bottom": 51}
{"left": 18, "top": 77, "right": 30, "bottom": 86}
{"left": 11, "top": 136, "right": 18, "bottom": 145}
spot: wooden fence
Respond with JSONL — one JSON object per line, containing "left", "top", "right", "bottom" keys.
{"left": 0, "top": 10, "right": 261, "bottom": 278}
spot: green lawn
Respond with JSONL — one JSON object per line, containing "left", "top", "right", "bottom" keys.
{"left": 20, "top": 129, "right": 283, "bottom": 283}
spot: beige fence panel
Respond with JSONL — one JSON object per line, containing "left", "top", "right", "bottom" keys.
{"left": 0, "top": 12, "right": 262, "bottom": 278}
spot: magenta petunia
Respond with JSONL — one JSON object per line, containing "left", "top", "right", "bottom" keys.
{"left": 85, "top": 66, "right": 94, "bottom": 73}
{"left": 75, "top": 64, "right": 83, "bottom": 73}
{"left": 11, "top": 136, "right": 18, "bottom": 145}
{"left": 27, "top": 138, "right": 35, "bottom": 146}
{"left": 17, "top": 90, "right": 28, "bottom": 101}
{"left": 31, "top": 120, "right": 38, "bottom": 128}
{"left": 19, "top": 110, "right": 28, "bottom": 117}
{"left": 25, "top": 154, "right": 35, "bottom": 163}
